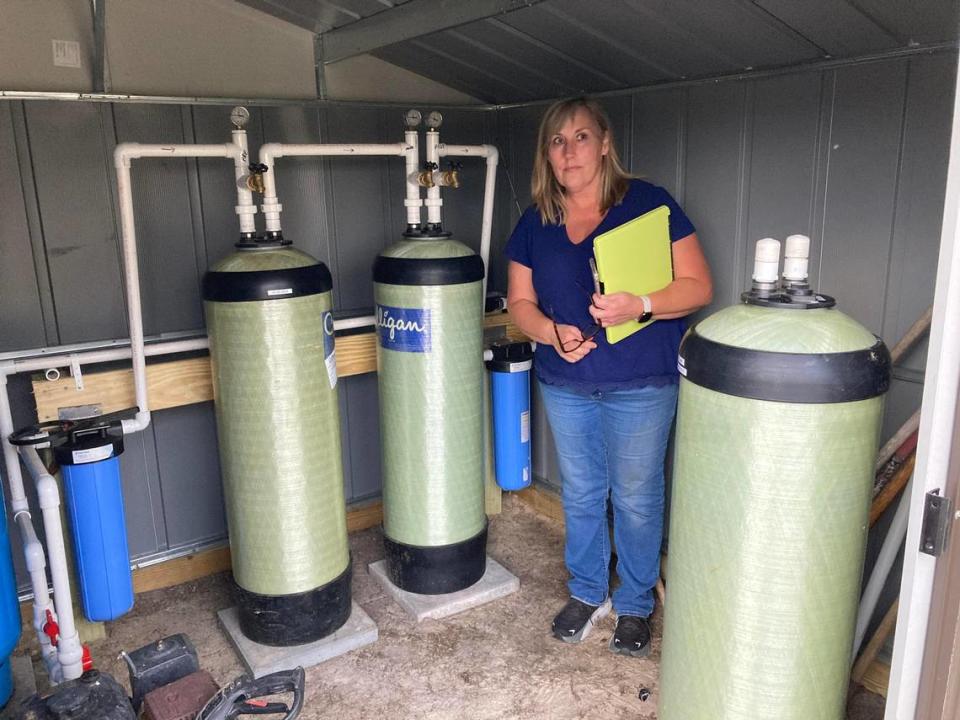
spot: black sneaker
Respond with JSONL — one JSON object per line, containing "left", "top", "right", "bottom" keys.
{"left": 551, "top": 597, "right": 611, "bottom": 643}
{"left": 609, "top": 615, "right": 652, "bottom": 657}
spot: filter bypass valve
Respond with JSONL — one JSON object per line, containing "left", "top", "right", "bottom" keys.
{"left": 245, "top": 163, "right": 269, "bottom": 195}
{"left": 417, "top": 161, "right": 438, "bottom": 188}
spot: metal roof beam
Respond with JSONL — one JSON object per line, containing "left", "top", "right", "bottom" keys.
{"left": 321, "top": 0, "right": 548, "bottom": 63}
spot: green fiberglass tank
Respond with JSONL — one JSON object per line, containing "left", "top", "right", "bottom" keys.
{"left": 373, "top": 235, "right": 486, "bottom": 594}
{"left": 203, "top": 240, "right": 350, "bottom": 646}
{"left": 659, "top": 237, "right": 891, "bottom": 720}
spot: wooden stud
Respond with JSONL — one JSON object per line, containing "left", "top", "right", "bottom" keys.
{"left": 852, "top": 598, "right": 900, "bottom": 684}
{"left": 870, "top": 453, "right": 916, "bottom": 527}
{"left": 32, "top": 314, "right": 522, "bottom": 422}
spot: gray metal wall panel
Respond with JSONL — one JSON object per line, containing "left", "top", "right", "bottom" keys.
{"left": 10, "top": 102, "right": 59, "bottom": 347}
{"left": 745, "top": 72, "right": 823, "bottom": 293}
{"left": 118, "top": 425, "right": 167, "bottom": 557}
{"left": 884, "top": 53, "right": 956, "bottom": 371}
{"left": 0, "top": 104, "right": 47, "bottom": 351}
{"left": 489, "top": 108, "right": 521, "bottom": 293}
{"left": 601, "top": 94, "right": 633, "bottom": 175}
{"left": 631, "top": 89, "right": 684, "bottom": 197}
{"left": 503, "top": 105, "right": 542, "bottom": 211}
{"left": 259, "top": 106, "right": 332, "bottom": 264}
{"left": 324, "top": 105, "right": 393, "bottom": 312}
{"left": 340, "top": 374, "right": 382, "bottom": 502}
{"left": 112, "top": 104, "right": 205, "bottom": 335}
{"left": 152, "top": 403, "right": 226, "bottom": 548}
{"left": 683, "top": 81, "right": 749, "bottom": 312}
{"left": 818, "top": 60, "right": 907, "bottom": 335}
{"left": 24, "top": 102, "right": 126, "bottom": 344}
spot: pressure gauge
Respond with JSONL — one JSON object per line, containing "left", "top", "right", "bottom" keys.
{"left": 426, "top": 110, "right": 443, "bottom": 130}
{"left": 230, "top": 106, "right": 250, "bottom": 129}
{"left": 404, "top": 109, "right": 423, "bottom": 129}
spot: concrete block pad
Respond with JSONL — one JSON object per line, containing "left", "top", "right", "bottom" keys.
{"left": 217, "top": 602, "right": 377, "bottom": 678}
{"left": 369, "top": 556, "right": 519, "bottom": 622}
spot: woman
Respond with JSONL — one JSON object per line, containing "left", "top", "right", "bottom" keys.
{"left": 505, "top": 97, "right": 712, "bottom": 657}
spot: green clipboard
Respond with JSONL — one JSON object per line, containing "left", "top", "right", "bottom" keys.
{"left": 593, "top": 204, "right": 674, "bottom": 344}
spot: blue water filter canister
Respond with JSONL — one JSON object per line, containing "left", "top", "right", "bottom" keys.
{"left": 486, "top": 342, "right": 534, "bottom": 491}
{"left": 55, "top": 428, "right": 134, "bottom": 622}
{"left": 0, "top": 481, "right": 22, "bottom": 707}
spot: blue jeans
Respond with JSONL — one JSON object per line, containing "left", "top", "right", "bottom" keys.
{"left": 538, "top": 381, "right": 678, "bottom": 618}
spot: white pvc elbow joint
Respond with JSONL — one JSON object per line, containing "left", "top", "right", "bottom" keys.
{"left": 122, "top": 411, "right": 151, "bottom": 435}
{"left": 35, "top": 474, "right": 61, "bottom": 511}
{"left": 22, "top": 537, "right": 46, "bottom": 572}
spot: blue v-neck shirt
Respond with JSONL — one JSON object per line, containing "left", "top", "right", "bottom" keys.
{"left": 505, "top": 179, "right": 696, "bottom": 393}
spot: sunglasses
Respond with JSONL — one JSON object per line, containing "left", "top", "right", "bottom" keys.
{"left": 550, "top": 284, "right": 603, "bottom": 353}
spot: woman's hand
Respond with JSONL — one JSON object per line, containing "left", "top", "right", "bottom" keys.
{"left": 589, "top": 292, "right": 641, "bottom": 327}
{"left": 553, "top": 322, "right": 597, "bottom": 363}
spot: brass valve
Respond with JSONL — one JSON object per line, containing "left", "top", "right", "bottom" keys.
{"left": 245, "top": 163, "right": 268, "bottom": 194}
{"left": 437, "top": 169, "right": 460, "bottom": 189}
{"left": 417, "top": 161, "right": 438, "bottom": 188}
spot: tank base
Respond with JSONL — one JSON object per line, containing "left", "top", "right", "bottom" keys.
{"left": 384, "top": 524, "right": 487, "bottom": 595}
{"left": 234, "top": 560, "right": 352, "bottom": 646}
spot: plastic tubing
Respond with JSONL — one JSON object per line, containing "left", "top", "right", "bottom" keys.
{"left": 854, "top": 478, "right": 912, "bottom": 657}
{"left": 114, "top": 141, "right": 247, "bottom": 435}
{"left": 20, "top": 447, "right": 83, "bottom": 680}
{"left": 258, "top": 142, "right": 412, "bottom": 234}
{"left": 438, "top": 143, "right": 499, "bottom": 304}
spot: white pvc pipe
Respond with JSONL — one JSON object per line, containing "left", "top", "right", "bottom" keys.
{"left": 259, "top": 142, "right": 411, "bottom": 234}
{"left": 115, "top": 142, "right": 244, "bottom": 434}
{"left": 16, "top": 514, "right": 59, "bottom": 681}
{"left": 334, "top": 315, "right": 376, "bottom": 332}
{"left": 0, "top": 375, "right": 62, "bottom": 678}
{"left": 424, "top": 130, "right": 442, "bottom": 226}
{"left": 438, "top": 143, "right": 500, "bottom": 303}
{"left": 231, "top": 129, "right": 257, "bottom": 236}
{"left": 854, "top": 478, "right": 912, "bottom": 657}
{"left": 20, "top": 447, "right": 83, "bottom": 680}
{"left": 404, "top": 129, "right": 423, "bottom": 229}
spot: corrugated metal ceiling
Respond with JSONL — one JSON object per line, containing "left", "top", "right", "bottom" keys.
{"left": 238, "top": 0, "right": 959, "bottom": 103}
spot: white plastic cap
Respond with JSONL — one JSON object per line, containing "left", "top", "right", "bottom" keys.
{"left": 753, "top": 238, "right": 781, "bottom": 283}
{"left": 783, "top": 234, "right": 811, "bottom": 282}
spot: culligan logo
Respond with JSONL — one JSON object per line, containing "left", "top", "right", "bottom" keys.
{"left": 377, "top": 305, "right": 431, "bottom": 353}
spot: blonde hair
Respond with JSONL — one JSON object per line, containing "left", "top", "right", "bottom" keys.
{"left": 531, "top": 97, "right": 631, "bottom": 226}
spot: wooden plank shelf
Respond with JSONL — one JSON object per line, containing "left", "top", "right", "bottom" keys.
{"left": 32, "top": 313, "right": 522, "bottom": 421}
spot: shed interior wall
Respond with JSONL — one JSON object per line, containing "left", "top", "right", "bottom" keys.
{"left": 0, "top": 48, "right": 954, "bottom": 604}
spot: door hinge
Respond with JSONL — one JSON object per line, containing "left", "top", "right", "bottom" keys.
{"left": 919, "top": 489, "right": 954, "bottom": 557}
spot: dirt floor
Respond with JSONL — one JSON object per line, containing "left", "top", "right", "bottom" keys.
{"left": 10, "top": 495, "right": 886, "bottom": 719}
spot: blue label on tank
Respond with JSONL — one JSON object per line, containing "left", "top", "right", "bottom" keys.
{"left": 377, "top": 305, "right": 431, "bottom": 353}
{"left": 322, "top": 311, "right": 335, "bottom": 359}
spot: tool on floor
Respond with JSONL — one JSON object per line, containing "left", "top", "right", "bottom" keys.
{"left": 120, "top": 633, "right": 305, "bottom": 720}
{"left": 196, "top": 667, "right": 305, "bottom": 720}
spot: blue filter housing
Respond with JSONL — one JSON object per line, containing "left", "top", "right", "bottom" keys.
{"left": 0, "top": 481, "right": 22, "bottom": 707}
{"left": 486, "top": 342, "right": 534, "bottom": 491}
{"left": 55, "top": 429, "right": 134, "bottom": 622}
